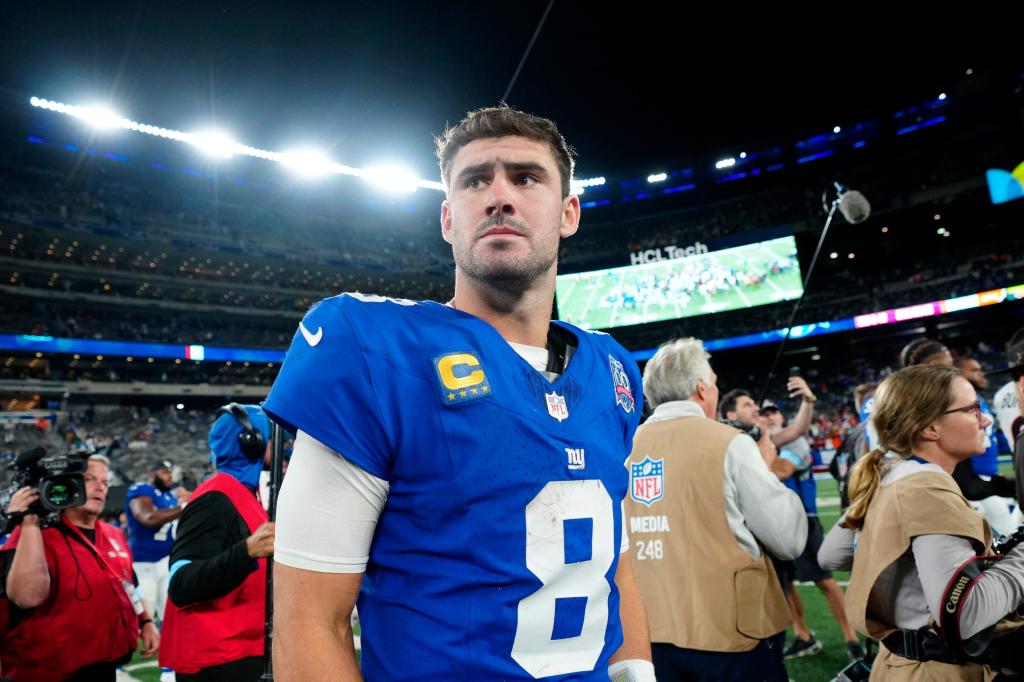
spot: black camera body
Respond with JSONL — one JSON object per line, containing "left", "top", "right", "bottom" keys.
{"left": 718, "top": 418, "right": 763, "bottom": 443}
{"left": 0, "top": 447, "right": 88, "bottom": 530}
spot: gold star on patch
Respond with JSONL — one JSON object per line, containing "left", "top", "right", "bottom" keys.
{"left": 481, "top": 385, "right": 489, "bottom": 393}
{"left": 470, "top": 388, "right": 478, "bottom": 395}
{"left": 448, "top": 393, "right": 456, "bottom": 401}
{"left": 459, "top": 390, "right": 468, "bottom": 398}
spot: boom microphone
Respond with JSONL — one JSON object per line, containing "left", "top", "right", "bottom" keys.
{"left": 758, "top": 182, "right": 871, "bottom": 403}
{"left": 836, "top": 184, "right": 871, "bottom": 224}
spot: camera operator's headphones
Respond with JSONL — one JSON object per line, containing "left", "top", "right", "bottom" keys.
{"left": 216, "top": 403, "right": 266, "bottom": 461}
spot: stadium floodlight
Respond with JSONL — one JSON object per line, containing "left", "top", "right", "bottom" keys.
{"left": 190, "top": 130, "right": 239, "bottom": 159}
{"left": 574, "top": 176, "right": 606, "bottom": 188}
{"left": 280, "top": 149, "right": 337, "bottom": 178}
{"left": 646, "top": 172, "right": 668, "bottom": 183}
{"left": 829, "top": 252, "right": 838, "bottom": 259}
{"left": 938, "top": 92, "right": 947, "bottom": 101}
{"left": 359, "top": 165, "right": 420, "bottom": 194}
{"left": 26, "top": 94, "right": 482, "bottom": 193}
{"left": 176, "top": 403, "right": 184, "bottom": 410}
{"left": 833, "top": 126, "right": 841, "bottom": 134}
{"left": 77, "top": 105, "right": 125, "bottom": 129}
{"left": 715, "top": 158, "right": 736, "bottom": 170}
{"left": 739, "top": 152, "right": 747, "bottom": 159}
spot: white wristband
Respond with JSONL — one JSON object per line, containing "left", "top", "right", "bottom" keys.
{"left": 608, "top": 658, "right": 656, "bottom": 682}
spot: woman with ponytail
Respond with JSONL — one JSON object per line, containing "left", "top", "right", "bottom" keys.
{"left": 819, "top": 365, "right": 1024, "bottom": 679}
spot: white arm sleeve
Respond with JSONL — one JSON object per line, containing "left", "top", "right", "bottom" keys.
{"left": 818, "top": 515, "right": 856, "bottom": 571}
{"left": 728, "top": 434, "right": 808, "bottom": 561}
{"left": 274, "top": 430, "right": 389, "bottom": 573}
{"left": 913, "top": 534, "right": 1024, "bottom": 639}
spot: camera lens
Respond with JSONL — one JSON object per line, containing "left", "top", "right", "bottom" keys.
{"left": 40, "top": 476, "right": 85, "bottom": 510}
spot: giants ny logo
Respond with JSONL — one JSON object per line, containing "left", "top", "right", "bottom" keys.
{"left": 565, "top": 448, "right": 585, "bottom": 470}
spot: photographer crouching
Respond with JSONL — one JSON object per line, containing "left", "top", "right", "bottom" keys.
{"left": 0, "top": 454, "right": 159, "bottom": 680}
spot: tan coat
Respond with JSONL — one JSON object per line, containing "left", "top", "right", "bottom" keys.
{"left": 624, "top": 415, "right": 790, "bottom": 653}
{"left": 846, "top": 470, "right": 995, "bottom": 681}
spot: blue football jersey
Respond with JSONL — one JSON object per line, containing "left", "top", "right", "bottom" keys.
{"left": 264, "top": 293, "right": 643, "bottom": 681}
{"left": 124, "top": 483, "right": 177, "bottom": 562}
{"left": 971, "top": 395, "right": 1000, "bottom": 477}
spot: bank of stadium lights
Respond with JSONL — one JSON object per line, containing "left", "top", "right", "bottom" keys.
{"left": 646, "top": 173, "right": 668, "bottom": 183}
{"left": 190, "top": 130, "right": 240, "bottom": 159}
{"left": 279, "top": 149, "right": 338, "bottom": 178}
{"left": 359, "top": 165, "right": 420, "bottom": 194}
{"left": 715, "top": 158, "right": 736, "bottom": 170}
{"left": 29, "top": 96, "right": 445, "bottom": 191}
{"left": 570, "top": 176, "right": 605, "bottom": 195}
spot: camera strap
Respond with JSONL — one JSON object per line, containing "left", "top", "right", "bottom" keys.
{"left": 61, "top": 518, "right": 129, "bottom": 584}
{"left": 939, "top": 554, "right": 1000, "bottom": 659}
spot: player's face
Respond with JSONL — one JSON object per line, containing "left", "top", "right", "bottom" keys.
{"left": 765, "top": 410, "right": 784, "bottom": 429}
{"left": 153, "top": 468, "right": 173, "bottom": 490}
{"left": 960, "top": 359, "right": 988, "bottom": 389}
{"left": 441, "top": 136, "right": 580, "bottom": 289}
{"left": 80, "top": 460, "right": 110, "bottom": 516}
{"left": 729, "top": 395, "right": 760, "bottom": 426}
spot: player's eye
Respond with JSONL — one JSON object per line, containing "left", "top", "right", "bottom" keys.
{"left": 516, "top": 174, "right": 538, "bottom": 186}
{"left": 465, "top": 176, "right": 487, "bottom": 189}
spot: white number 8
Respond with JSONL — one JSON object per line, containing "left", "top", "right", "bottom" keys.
{"left": 511, "top": 480, "right": 615, "bottom": 678}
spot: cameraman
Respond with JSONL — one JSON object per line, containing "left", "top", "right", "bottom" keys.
{"left": 0, "top": 454, "right": 159, "bottom": 680}
{"left": 623, "top": 338, "right": 806, "bottom": 680}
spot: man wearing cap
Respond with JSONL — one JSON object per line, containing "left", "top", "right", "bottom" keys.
{"left": 126, "top": 459, "right": 184, "bottom": 624}
{"left": 159, "top": 404, "right": 276, "bottom": 682}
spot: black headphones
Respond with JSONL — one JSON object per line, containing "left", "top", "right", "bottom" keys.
{"left": 216, "top": 403, "right": 266, "bottom": 461}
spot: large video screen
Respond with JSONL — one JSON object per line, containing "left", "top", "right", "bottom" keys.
{"left": 556, "top": 235, "right": 803, "bottom": 329}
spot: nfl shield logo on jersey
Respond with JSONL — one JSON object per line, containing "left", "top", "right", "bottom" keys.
{"left": 630, "top": 457, "right": 664, "bottom": 506}
{"left": 545, "top": 391, "right": 569, "bottom": 422}
{"left": 609, "top": 355, "right": 635, "bottom": 414}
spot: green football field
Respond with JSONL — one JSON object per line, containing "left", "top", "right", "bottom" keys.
{"left": 556, "top": 236, "right": 803, "bottom": 329}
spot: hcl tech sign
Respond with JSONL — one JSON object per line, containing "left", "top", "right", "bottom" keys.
{"left": 629, "top": 241, "right": 709, "bottom": 265}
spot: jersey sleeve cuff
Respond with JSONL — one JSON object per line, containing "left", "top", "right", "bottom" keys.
{"left": 274, "top": 545, "right": 368, "bottom": 574}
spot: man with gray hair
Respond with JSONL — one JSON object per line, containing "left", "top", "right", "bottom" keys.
{"left": 623, "top": 338, "right": 807, "bottom": 681}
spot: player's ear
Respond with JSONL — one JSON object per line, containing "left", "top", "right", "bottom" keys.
{"left": 559, "top": 193, "right": 580, "bottom": 239}
{"left": 441, "top": 200, "right": 453, "bottom": 245}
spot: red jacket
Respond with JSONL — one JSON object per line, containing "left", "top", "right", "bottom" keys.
{"left": 160, "top": 473, "right": 268, "bottom": 673}
{"left": 1, "top": 519, "right": 139, "bottom": 681}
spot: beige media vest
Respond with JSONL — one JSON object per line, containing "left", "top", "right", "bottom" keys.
{"left": 845, "top": 469, "right": 996, "bottom": 681}
{"left": 623, "top": 415, "right": 790, "bottom": 653}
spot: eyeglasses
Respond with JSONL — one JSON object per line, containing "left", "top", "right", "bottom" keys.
{"left": 942, "top": 401, "right": 982, "bottom": 420}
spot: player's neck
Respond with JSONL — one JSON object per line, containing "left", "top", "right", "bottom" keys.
{"left": 451, "top": 272, "right": 554, "bottom": 348}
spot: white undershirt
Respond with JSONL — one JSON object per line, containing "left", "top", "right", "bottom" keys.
{"left": 274, "top": 340, "right": 628, "bottom": 575}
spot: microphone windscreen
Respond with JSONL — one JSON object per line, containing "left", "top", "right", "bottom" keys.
{"left": 839, "top": 190, "right": 871, "bottom": 224}
{"left": 14, "top": 447, "right": 46, "bottom": 468}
